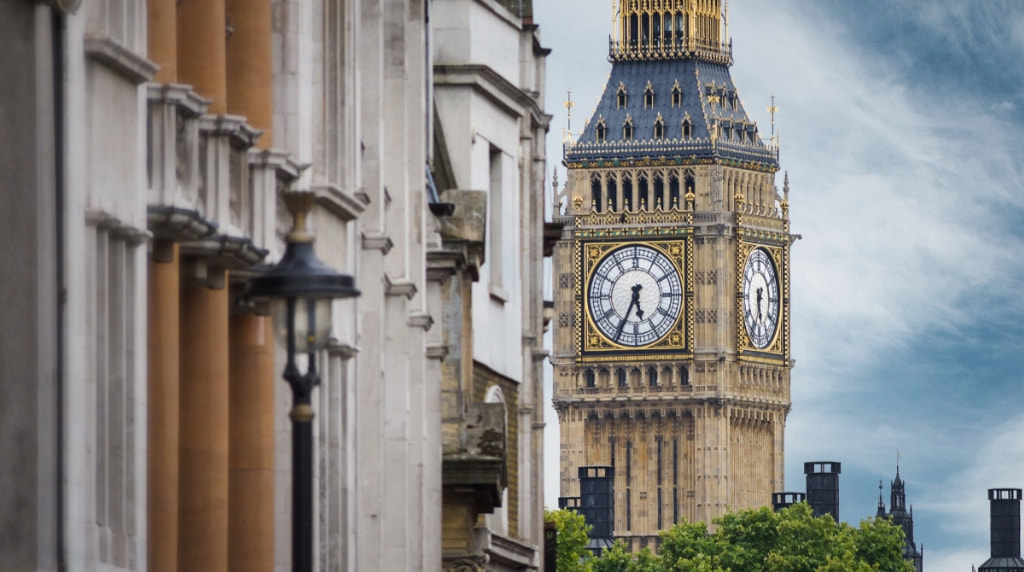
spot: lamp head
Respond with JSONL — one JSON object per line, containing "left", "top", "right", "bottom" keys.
{"left": 248, "top": 191, "right": 359, "bottom": 351}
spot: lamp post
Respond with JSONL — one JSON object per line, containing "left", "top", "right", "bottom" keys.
{"left": 247, "top": 191, "right": 359, "bottom": 572}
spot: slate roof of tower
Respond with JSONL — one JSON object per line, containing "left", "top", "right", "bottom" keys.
{"left": 979, "top": 556, "right": 1024, "bottom": 571}
{"left": 565, "top": 58, "right": 779, "bottom": 169}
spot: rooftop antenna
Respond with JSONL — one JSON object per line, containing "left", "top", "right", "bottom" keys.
{"left": 767, "top": 92, "right": 779, "bottom": 147}
{"left": 723, "top": 0, "right": 729, "bottom": 45}
{"left": 563, "top": 89, "right": 575, "bottom": 144}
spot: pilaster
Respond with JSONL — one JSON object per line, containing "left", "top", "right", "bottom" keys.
{"left": 177, "top": 0, "right": 227, "bottom": 114}
{"left": 148, "top": 0, "right": 177, "bottom": 83}
{"left": 227, "top": 312, "right": 275, "bottom": 572}
{"left": 178, "top": 278, "right": 230, "bottom": 571}
{"left": 226, "top": 0, "right": 273, "bottom": 147}
{"left": 147, "top": 243, "right": 180, "bottom": 572}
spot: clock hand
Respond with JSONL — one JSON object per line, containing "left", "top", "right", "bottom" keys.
{"left": 614, "top": 298, "right": 637, "bottom": 341}
{"left": 631, "top": 283, "right": 645, "bottom": 320}
{"left": 756, "top": 287, "right": 763, "bottom": 322}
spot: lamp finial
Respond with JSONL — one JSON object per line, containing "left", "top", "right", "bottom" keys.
{"left": 284, "top": 191, "right": 317, "bottom": 244}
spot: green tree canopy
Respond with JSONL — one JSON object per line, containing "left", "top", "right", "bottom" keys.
{"left": 556, "top": 503, "right": 916, "bottom": 572}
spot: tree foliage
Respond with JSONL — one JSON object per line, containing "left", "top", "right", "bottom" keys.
{"left": 545, "top": 508, "right": 593, "bottom": 572}
{"left": 551, "top": 502, "right": 915, "bottom": 572}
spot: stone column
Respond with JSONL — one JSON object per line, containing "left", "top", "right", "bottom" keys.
{"left": 148, "top": 0, "right": 177, "bottom": 83}
{"left": 147, "top": 243, "right": 180, "bottom": 572}
{"left": 228, "top": 313, "right": 275, "bottom": 572}
{"left": 177, "top": 0, "right": 227, "bottom": 114}
{"left": 226, "top": 0, "right": 273, "bottom": 147}
{"left": 178, "top": 280, "right": 230, "bottom": 570}
{"left": 0, "top": 5, "right": 58, "bottom": 568}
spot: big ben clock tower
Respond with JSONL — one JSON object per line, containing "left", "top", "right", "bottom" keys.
{"left": 551, "top": 0, "right": 797, "bottom": 548}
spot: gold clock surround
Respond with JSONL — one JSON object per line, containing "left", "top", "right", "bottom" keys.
{"left": 579, "top": 239, "right": 694, "bottom": 361}
{"left": 735, "top": 240, "right": 789, "bottom": 363}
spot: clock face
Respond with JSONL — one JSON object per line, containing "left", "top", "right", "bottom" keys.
{"left": 588, "top": 245, "right": 683, "bottom": 347}
{"left": 742, "top": 248, "right": 780, "bottom": 349}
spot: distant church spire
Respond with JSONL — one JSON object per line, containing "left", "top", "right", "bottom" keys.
{"left": 876, "top": 480, "right": 887, "bottom": 518}
{"left": 879, "top": 462, "right": 923, "bottom": 571}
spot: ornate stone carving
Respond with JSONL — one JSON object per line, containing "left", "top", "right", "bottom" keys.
{"left": 445, "top": 556, "right": 488, "bottom": 572}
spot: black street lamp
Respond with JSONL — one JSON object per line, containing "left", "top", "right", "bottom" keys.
{"left": 247, "top": 191, "right": 359, "bottom": 572}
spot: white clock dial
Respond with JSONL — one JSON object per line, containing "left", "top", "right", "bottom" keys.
{"left": 742, "top": 248, "right": 780, "bottom": 349}
{"left": 588, "top": 244, "right": 683, "bottom": 347}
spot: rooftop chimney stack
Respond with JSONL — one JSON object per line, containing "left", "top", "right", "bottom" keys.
{"left": 772, "top": 492, "right": 806, "bottom": 512}
{"left": 979, "top": 488, "right": 1024, "bottom": 572}
{"left": 804, "top": 461, "right": 841, "bottom": 521}
{"left": 578, "top": 465, "right": 615, "bottom": 555}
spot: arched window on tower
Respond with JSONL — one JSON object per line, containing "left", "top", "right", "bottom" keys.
{"left": 675, "top": 12, "right": 684, "bottom": 47}
{"left": 653, "top": 172, "right": 665, "bottom": 208}
{"left": 682, "top": 116, "right": 693, "bottom": 139}
{"left": 607, "top": 174, "right": 618, "bottom": 211}
{"left": 595, "top": 118, "right": 607, "bottom": 143}
{"left": 653, "top": 114, "right": 665, "bottom": 140}
{"left": 616, "top": 83, "right": 628, "bottom": 109}
{"left": 638, "top": 172, "right": 649, "bottom": 210}
{"left": 591, "top": 173, "right": 603, "bottom": 212}
{"left": 617, "top": 368, "right": 628, "bottom": 387}
{"left": 623, "top": 176, "right": 633, "bottom": 211}
{"left": 679, "top": 365, "right": 690, "bottom": 386}
{"left": 585, "top": 369, "right": 596, "bottom": 388}
{"left": 648, "top": 366, "right": 659, "bottom": 387}
{"left": 644, "top": 81, "right": 655, "bottom": 109}
{"left": 669, "top": 173, "right": 680, "bottom": 208}
{"left": 652, "top": 12, "right": 661, "bottom": 47}
{"left": 672, "top": 80, "right": 682, "bottom": 108}
{"left": 623, "top": 116, "right": 634, "bottom": 140}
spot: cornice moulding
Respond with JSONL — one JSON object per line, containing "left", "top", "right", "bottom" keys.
{"left": 85, "top": 36, "right": 158, "bottom": 84}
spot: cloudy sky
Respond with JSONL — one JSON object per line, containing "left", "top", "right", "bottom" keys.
{"left": 534, "top": 1, "right": 1024, "bottom": 569}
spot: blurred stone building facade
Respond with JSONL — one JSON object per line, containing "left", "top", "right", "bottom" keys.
{"left": 0, "top": 0, "right": 549, "bottom": 570}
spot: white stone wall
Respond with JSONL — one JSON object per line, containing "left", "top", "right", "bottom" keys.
{"left": 69, "top": 2, "right": 152, "bottom": 569}
{"left": 433, "top": 0, "right": 550, "bottom": 567}
{"left": 0, "top": 0, "right": 545, "bottom": 569}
